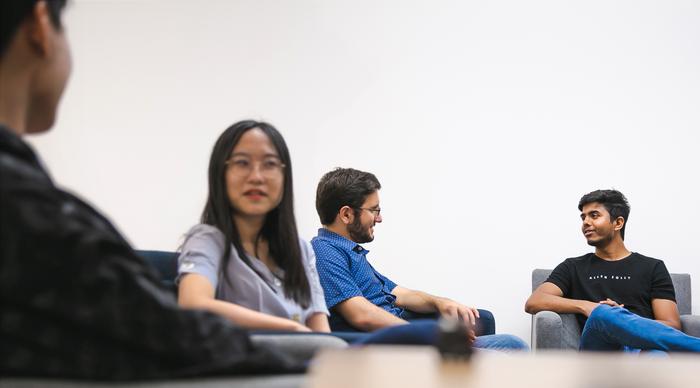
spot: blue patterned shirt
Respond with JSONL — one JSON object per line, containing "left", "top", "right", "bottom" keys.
{"left": 311, "top": 228, "right": 402, "bottom": 329}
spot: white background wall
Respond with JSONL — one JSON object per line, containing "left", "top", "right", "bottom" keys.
{"left": 29, "top": 0, "right": 700, "bottom": 344}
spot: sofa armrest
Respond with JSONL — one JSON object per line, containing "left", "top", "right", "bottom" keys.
{"left": 531, "top": 311, "right": 562, "bottom": 351}
{"left": 475, "top": 309, "right": 495, "bottom": 336}
{"left": 680, "top": 315, "right": 700, "bottom": 337}
{"left": 251, "top": 334, "right": 348, "bottom": 362}
{"left": 532, "top": 311, "right": 581, "bottom": 351}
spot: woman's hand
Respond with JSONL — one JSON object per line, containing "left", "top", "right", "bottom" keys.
{"left": 289, "top": 321, "right": 312, "bottom": 332}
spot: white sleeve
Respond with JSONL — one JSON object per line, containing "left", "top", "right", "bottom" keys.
{"left": 301, "top": 239, "right": 330, "bottom": 316}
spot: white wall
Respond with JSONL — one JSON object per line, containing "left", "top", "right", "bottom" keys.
{"left": 29, "top": 0, "right": 700, "bottom": 344}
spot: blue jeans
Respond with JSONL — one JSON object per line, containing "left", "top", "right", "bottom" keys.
{"left": 474, "top": 333, "right": 529, "bottom": 351}
{"left": 580, "top": 304, "right": 700, "bottom": 352}
{"left": 351, "top": 319, "right": 528, "bottom": 351}
{"left": 400, "top": 309, "right": 496, "bottom": 337}
{"left": 332, "top": 309, "right": 497, "bottom": 336}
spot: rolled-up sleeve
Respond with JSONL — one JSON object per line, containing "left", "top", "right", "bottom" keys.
{"left": 300, "top": 240, "right": 330, "bottom": 316}
{"left": 176, "top": 224, "right": 225, "bottom": 289}
{"left": 376, "top": 272, "right": 397, "bottom": 293}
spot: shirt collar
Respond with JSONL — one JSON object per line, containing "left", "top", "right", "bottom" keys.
{"left": 0, "top": 125, "right": 40, "bottom": 166}
{"left": 0, "top": 124, "right": 51, "bottom": 182}
{"left": 316, "top": 228, "right": 369, "bottom": 254}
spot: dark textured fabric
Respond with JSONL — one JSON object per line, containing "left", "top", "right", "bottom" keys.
{"left": 547, "top": 252, "right": 676, "bottom": 330}
{"left": 0, "top": 125, "right": 303, "bottom": 380}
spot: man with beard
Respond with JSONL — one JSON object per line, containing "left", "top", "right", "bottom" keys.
{"left": 525, "top": 189, "right": 700, "bottom": 352}
{"left": 311, "top": 168, "right": 527, "bottom": 350}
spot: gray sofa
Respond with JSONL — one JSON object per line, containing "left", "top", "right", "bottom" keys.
{"left": 530, "top": 269, "right": 700, "bottom": 350}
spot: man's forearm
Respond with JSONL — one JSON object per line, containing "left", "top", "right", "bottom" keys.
{"left": 354, "top": 309, "right": 409, "bottom": 331}
{"left": 525, "top": 291, "right": 596, "bottom": 316}
{"left": 393, "top": 287, "right": 441, "bottom": 313}
{"left": 655, "top": 319, "right": 682, "bottom": 331}
{"left": 336, "top": 296, "right": 409, "bottom": 331}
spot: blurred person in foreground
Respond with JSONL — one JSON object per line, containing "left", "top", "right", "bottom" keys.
{"left": 0, "top": 0, "right": 301, "bottom": 380}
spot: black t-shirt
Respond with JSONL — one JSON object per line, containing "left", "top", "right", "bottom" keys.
{"left": 546, "top": 252, "right": 675, "bottom": 329}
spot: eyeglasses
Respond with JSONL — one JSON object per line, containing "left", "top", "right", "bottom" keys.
{"left": 357, "top": 207, "right": 381, "bottom": 217}
{"left": 225, "top": 157, "right": 286, "bottom": 178}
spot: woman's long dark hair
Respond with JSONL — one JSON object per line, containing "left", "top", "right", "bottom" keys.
{"left": 201, "top": 120, "right": 310, "bottom": 308}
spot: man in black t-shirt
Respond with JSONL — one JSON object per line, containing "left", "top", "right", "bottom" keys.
{"left": 525, "top": 190, "right": 700, "bottom": 352}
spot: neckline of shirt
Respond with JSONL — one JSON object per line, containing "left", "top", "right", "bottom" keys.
{"left": 592, "top": 251, "right": 636, "bottom": 263}
{"left": 318, "top": 228, "right": 367, "bottom": 253}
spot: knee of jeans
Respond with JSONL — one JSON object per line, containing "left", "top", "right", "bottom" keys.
{"left": 505, "top": 335, "right": 529, "bottom": 350}
{"left": 490, "top": 334, "right": 529, "bottom": 350}
{"left": 588, "top": 304, "right": 616, "bottom": 326}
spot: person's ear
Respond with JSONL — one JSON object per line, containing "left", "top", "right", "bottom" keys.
{"left": 338, "top": 206, "right": 355, "bottom": 225}
{"left": 613, "top": 216, "right": 625, "bottom": 232}
{"left": 25, "top": 1, "right": 55, "bottom": 57}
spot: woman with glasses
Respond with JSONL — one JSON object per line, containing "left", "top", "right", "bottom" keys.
{"left": 177, "top": 120, "right": 329, "bottom": 332}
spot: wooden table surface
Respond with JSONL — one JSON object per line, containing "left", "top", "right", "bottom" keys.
{"left": 308, "top": 346, "right": 700, "bottom": 388}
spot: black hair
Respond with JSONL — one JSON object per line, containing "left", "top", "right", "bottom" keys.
{"left": 201, "top": 120, "right": 310, "bottom": 308}
{"left": 578, "top": 189, "right": 630, "bottom": 240}
{"left": 1, "top": 0, "right": 67, "bottom": 58}
{"left": 316, "top": 168, "right": 381, "bottom": 225}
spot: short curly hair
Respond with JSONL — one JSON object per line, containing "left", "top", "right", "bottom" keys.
{"left": 316, "top": 168, "right": 381, "bottom": 225}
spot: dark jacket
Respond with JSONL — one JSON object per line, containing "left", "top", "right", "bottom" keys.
{"left": 0, "top": 125, "right": 301, "bottom": 380}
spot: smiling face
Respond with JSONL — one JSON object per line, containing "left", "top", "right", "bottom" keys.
{"left": 347, "top": 191, "right": 382, "bottom": 243}
{"left": 580, "top": 202, "right": 623, "bottom": 247}
{"left": 225, "top": 128, "right": 285, "bottom": 220}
